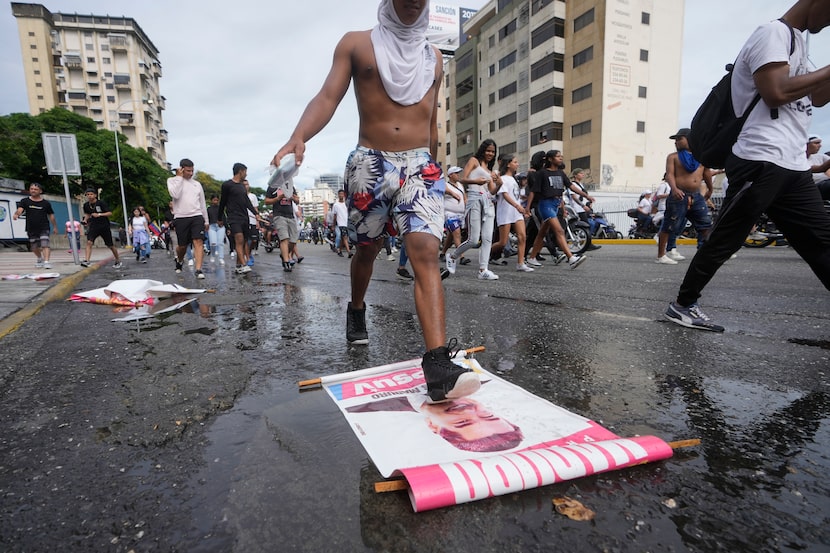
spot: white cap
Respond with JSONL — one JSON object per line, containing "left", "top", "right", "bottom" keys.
{"left": 447, "top": 166, "right": 463, "bottom": 175}
{"left": 808, "top": 135, "right": 822, "bottom": 143}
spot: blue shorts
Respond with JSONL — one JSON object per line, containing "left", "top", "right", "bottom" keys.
{"left": 537, "top": 197, "right": 563, "bottom": 222}
{"left": 344, "top": 146, "right": 445, "bottom": 245}
{"left": 444, "top": 215, "right": 462, "bottom": 233}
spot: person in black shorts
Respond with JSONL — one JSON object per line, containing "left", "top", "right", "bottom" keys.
{"left": 80, "top": 188, "right": 122, "bottom": 268}
{"left": 218, "top": 163, "right": 256, "bottom": 274}
{"left": 12, "top": 182, "right": 58, "bottom": 269}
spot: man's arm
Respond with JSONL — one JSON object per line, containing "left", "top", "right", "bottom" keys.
{"left": 273, "top": 33, "right": 356, "bottom": 166}
{"left": 702, "top": 168, "right": 714, "bottom": 199}
{"left": 567, "top": 183, "right": 595, "bottom": 204}
{"left": 49, "top": 213, "right": 58, "bottom": 234}
{"left": 753, "top": 61, "right": 830, "bottom": 108}
{"left": 167, "top": 175, "right": 184, "bottom": 199}
{"left": 665, "top": 154, "right": 683, "bottom": 199}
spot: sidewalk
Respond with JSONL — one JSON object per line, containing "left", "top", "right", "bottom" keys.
{"left": 0, "top": 244, "right": 123, "bottom": 338}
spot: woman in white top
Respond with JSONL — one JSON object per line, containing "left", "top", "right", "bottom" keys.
{"left": 446, "top": 139, "right": 501, "bottom": 280}
{"left": 129, "top": 206, "right": 150, "bottom": 263}
{"left": 492, "top": 153, "right": 532, "bottom": 271}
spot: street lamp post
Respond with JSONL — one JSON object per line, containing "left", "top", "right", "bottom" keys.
{"left": 111, "top": 97, "right": 153, "bottom": 248}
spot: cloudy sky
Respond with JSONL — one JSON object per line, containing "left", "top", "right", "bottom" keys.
{"left": 1, "top": 0, "right": 828, "bottom": 190}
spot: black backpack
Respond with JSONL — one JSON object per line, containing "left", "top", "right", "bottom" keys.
{"left": 687, "top": 20, "right": 795, "bottom": 169}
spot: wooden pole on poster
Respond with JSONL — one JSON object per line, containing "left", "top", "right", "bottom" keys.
{"left": 372, "top": 438, "right": 702, "bottom": 494}
{"left": 297, "top": 346, "right": 486, "bottom": 389}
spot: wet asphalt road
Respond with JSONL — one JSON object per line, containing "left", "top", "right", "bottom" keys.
{"left": 0, "top": 241, "right": 828, "bottom": 552}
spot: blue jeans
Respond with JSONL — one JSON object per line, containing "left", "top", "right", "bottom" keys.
{"left": 660, "top": 192, "right": 711, "bottom": 249}
{"left": 208, "top": 223, "right": 224, "bottom": 258}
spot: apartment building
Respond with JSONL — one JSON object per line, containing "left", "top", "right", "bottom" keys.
{"left": 444, "top": 0, "right": 684, "bottom": 192}
{"left": 11, "top": 2, "right": 168, "bottom": 167}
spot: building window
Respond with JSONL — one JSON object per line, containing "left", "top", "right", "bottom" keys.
{"left": 489, "top": 64, "right": 496, "bottom": 77}
{"left": 101, "top": 44, "right": 109, "bottom": 52}
{"left": 571, "top": 155, "right": 591, "bottom": 172}
{"left": 103, "top": 57, "right": 111, "bottom": 64}
{"left": 456, "top": 101, "right": 474, "bottom": 121}
{"left": 456, "top": 75, "right": 474, "bottom": 96}
{"left": 30, "top": 44, "right": 37, "bottom": 49}
{"left": 638, "top": 86, "right": 647, "bottom": 98}
{"left": 635, "top": 155, "right": 644, "bottom": 167}
{"left": 501, "top": 141, "right": 517, "bottom": 154}
{"left": 499, "top": 112, "right": 517, "bottom": 128}
{"left": 37, "top": 95, "right": 44, "bottom": 100}
{"left": 498, "top": 0, "right": 513, "bottom": 9}
{"left": 640, "top": 49, "right": 649, "bottom": 62}
{"left": 499, "top": 19, "right": 517, "bottom": 41}
{"left": 490, "top": 121, "right": 496, "bottom": 132}
{"left": 85, "top": 43, "right": 94, "bottom": 51}
{"left": 530, "top": 52, "right": 563, "bottom": 81}
{"left": 572, "top": 120, "right": 592, "bottom": 138}
{"left": 107, "top": 96, "right": 115, "bottom": 103}
{"left": 499, "top": 81, "right": 517, "bottom": 100}
{"left": 34, "top": 69, "right": 40, "bottom": 75}
{"left": 574, "top": 8, "right": 595, "bottom": 32}
{"left": 573, "top": 46, "right": 593, "bottom": 68}
{"left": 28, "top": 31, "right": 35, "bottom": 36}
{"left": 530, "top": 87, "right": 563, "bottom": 113}
{"left": 489, "top": 92, "right": 496, "bottom": 105}
{"left": 489, "top": 35, "right": 495, "bottom": 48}
{"left": 572, "top": 83, "right": 592, "bottom": 104}
{"left": 499, "top": 51, "right": 516, "bottom": 71}
{"left": 531, "top": 17, "right": 564, "bottom": 48}
{"left": 531, "top": 122, "right": 563, "bottom": 145}
{"left": 642, "top": 12, "right": 651, "bottom": 25}
{"left": 87, "top": 57, "right": 95, "bottom": 63}
{"left": 636, "top": 121, "right": 646, "bottom": 133}
{"left": 456, "top": 50, "right": 473, "bottom": 72}
{"left": 31, "top": 57, "right": 38, "bottom": 62}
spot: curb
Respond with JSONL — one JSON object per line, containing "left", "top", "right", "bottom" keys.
{"left": 0, "top": 262, "right": 102, "bottom": 340}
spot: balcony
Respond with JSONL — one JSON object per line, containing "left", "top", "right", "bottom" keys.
{"left": 152, "top": 61, "right": 162, "bottom": 77}
{"left": 113, "top": 74, "right": 131, "bottom": 89}
{"left": 64, "top": 52, "right": 82, "bottom": 69}
{"left": 108, "top": 34, "right": 128, "bottom": 50}
{"left": 159, "top": 129, "right": 169, "bottom": 142}
{"left": 67, "top": 90, "right": 86, "bottom": 104}
{"left": 157, "top": 96, "right": 166, "bottom": 110}
{"left": 118, "top": 111, "right": 135, "bottom": 126}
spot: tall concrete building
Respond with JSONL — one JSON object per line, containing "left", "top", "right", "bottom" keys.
{"left": 445, "top": 0, "right": 684, "bottom": 192}
{"left": 11, "top": 2, "right": 168, "bottom": 167}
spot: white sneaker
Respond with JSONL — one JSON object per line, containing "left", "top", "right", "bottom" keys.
{"left": 43, "top": 261, "right": 52, "bottom": 269}
{"left": 209, "top": 256, "right": 216, "bottom": 263}
{"left": 655, "top": 255, "right": 678, "bottom": 265}
{"left": 187, "top": 259, "right": 194, "bottom": 266}
{"left": 387, "top": 254, "right": 396, "bottom": 261}
{"left": 219, "top": 257, "right": 226, "bottom": 265}
{"left": 477, "top": 269, "right": 499, "bottom": 280}
{"left": 516, "top": 264, "right": 534, "bottom": 272}
{"left": 568, "top": 255, "right": 587, "bottom": 269}
{"left": 35, "top": 259, "right": 44, "bottom": 268}
{"left": 667, "top": 249, "right": 685, "bottom": 261}
{"left": 445, "top": 254, "right": 457, "bottom": 274}
{"left": 526, "top": 257, "right": 542, "bottom": 267}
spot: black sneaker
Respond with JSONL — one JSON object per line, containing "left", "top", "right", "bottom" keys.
{"left": 80, "top": 260, "right": 91, "bottom": 268}
{"left": 440, "top": 268, "right": 450, "bottom": 280}
{"left": 175, "top": 259, "right": 183, "bottom": 273}
{"left": 346, "top": 302, "right": 369, "bottom": 344}
{"left": 195, "top": 269, "right": 205, "bottom": 279}
{"left": 283, "top": 261, "right": 293, "bottom": 272}
{"left": 665, "top": 302, "right": 725, "bottom": 332}
{"left": 396, "top": 267, "right": 414, "bottom": 280}
{"left": 422, "top": 339, "right": 481, "bottom": 403}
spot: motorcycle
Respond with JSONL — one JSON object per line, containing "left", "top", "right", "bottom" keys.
{"left": 544, "top": 205, "right": 592, "bottom": 255}
{"left": 588, "top": 210, "right": 622, "bottom": 239}
{"left": 627, "top": 208, "right": 659, "bottom": 239}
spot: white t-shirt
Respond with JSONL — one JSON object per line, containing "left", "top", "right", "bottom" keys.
{"left": 496, "top": 175, "right": 522, "bottom": 226}
{"left": 808, "top": 152, "right": 830, "bottom": 182}
{"left": 638, "top": 197, "right": 652, "bottom": 215}
{"left": 655, "top": 181, "right": 671, "bottom": 213}
{"left": 566, "top": 181, "right": 586, "bottom": 214}
{"left": 247, "top": 192, "right": 258, "bottom": 225}
{"left": 731, "top": 21, "right": 811, "bottom": 171}
{"left": 332, "top": 201, "right": 349, "bottom": 227}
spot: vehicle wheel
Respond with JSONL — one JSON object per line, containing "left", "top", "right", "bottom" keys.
{"left": 615, "top": 231, "right": 623, "bottom": 239}
{"left": 567, "top": 225, "right": 590, "bottom": 254}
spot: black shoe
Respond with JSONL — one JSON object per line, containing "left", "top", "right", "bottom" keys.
{"left": 282, "top": 261, "right": 293, "bottom": 272}
{"left": 422, "top": 339, "right": 481, "bottom": 403}
{"left": 337, "top": 250, "right": 344, "bottom": 257}
{"left": 396, "top": 267, "right": 414, "bottom": 280}
{"left": 348, "top": 251, "right": 353, "bottom": 258}
{"left": 346, "top": 302, "right": 369, "bottom": 344}
{"left": 80, "top": 260, "right": 91, "bottom": 267}
{"left": 195, "top": 269, "right": 205, "bottom": 279}
{"left": 587, "top": 244, "right": 602, "bottom": 251}
{"left": 440, "top": 268, "right": 450, "bottom": 280}
{"left": 295, "top": 256, "right": 304, "bottom": 264}
{"left": 175, "top": 259, "right": 183, "bottom": 273}
{"left": 536, "top": 254, "right": 547, "bottom": 261}
{"left": 459, "top": 257, "right": 471, "bottom": 265}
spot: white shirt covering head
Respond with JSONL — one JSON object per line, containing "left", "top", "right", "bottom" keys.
{"left": 371, "top": 0, "right": 436, "bottom": 106}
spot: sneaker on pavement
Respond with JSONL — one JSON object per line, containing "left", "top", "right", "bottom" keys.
{"left": 239, "top": 264, "right": 252, "bottom": 274}
{"left": 422, "top": 339, "right": 481, "bottom": 403}
{"left": 247, "top": 257, "right": 255, "bottom": 267}
{"left": 35, "top": 259, "right": 44, "bottom": 268}
{"left": 175, "top": 259, "right": 183, "bottom": 273}
{"left": 80, "top": 260, "right": 91, "bottom": 268}
{"left": 445, "top": 254, "right": 457, "bottom": 274}
{"left": 477, "top": 269, "right": 499, "bottom": 280}
{"left": 655, "top": 255, "right": 678, "bottom": 265}
{"left": 187, "top": 259, "right": 194, "bottom": 266}
{"left": 295, "top": 256, "right": 304, "bottom": 264}
{"left": 113, "top": 261, "right": 123, "bottom": 269}
{"left": 141, "top": 258, "right": 148, "bottom": 264}
{"left": 282, "top": 261, "right": 293, "bottom": 272}
{"left": 516, "top": 263, "right": 534, "bottom": 272}
{"left": 459, "top": 257, "right": 472, "bottom": 265}
{"left": 568, "top": 255, "right": 587, "bottom": 269}
{"left": 665, "top": 302, "right": 724, "bottom": 332}
{"left": 219, "top": 258, "right": 226, "bottom": 266}
{"left": 396, "top": 267, "right": 414, "bottom": 280}
{"left": 667, "top": 249, "right": 686, "bottom": 261}
{"left": 43, "top": 261, "right": 52, "bottom": 269}
{"left": 387, "top": 254, "right": 396, "bottom": 261}
{"left": 536, "top": 254, "right": 547, "bottom": 261}
{"left": 346, "top": 302, "right": 369, "bottom": 345}
{"left": 195, "top": 270, "right": 205, "bottom": 279}
{"left": 553, "top": 253, "right": 567, "bottom": 265}
{"left": 526, "top": 257, "right": 543, "bottom": 267}
{"left": 440, "top": 268, "right": 450, "bottom": 280}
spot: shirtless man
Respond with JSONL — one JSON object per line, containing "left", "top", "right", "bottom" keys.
{"left": 273, "top": 0, "right": 479, "bottom": 403}
{"left": 655, "top": 128, "right": 714, "bottom": 265}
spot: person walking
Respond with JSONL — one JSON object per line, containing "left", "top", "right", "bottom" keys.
{"left": 129, "top": 206, "right": 150, "bottom": 263}
{"left": 12, "top": 182, "right": 57, "bottom": 269}
{"left": 218, "top": 163, "right": 255, "bottom": 274}
{"left": 666, "top": 0, "right": 830, "bottom": 331}
{"left": 491, "top": 153, "right": 532, "bottom": 272}
{"left": 167, "top": 159, "right": 209, "bottom": 279}
{"left": 206, "top": 194, "right": 225, "bottom": 265}
{"left": 273, "top": 0, "right": 480, "bottom": 403}
{"left": 445, "top": 138, "right": 501, "bottom": 280}
{"left": 79, "top": 188, "right": 122, "bottom": 269}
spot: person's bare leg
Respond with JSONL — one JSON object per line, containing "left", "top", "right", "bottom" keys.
{"left": 41, "top": 244, "right": 51, "bottom": 262}
{"left": 405, "top": 232, "right": 445, "bottom": 350}
{"left": 550, "top": 218, "right": 573, "bottom": 258}
{"left": 110, "top": 245, "right": 121, "bottom": 262}
{"left": 192, "top": 238, "right": 204, "bottom": 270}
{"left": 515, "top": 221, "right": 527, "bottom": 265}
{"left": 85, "top": 241, "right": 93, "bottom": 262}
{"left": 658, "top": 231, "right": 669, "bottom": 258}
{"left": 350, "top": 238, "right": 384, "bottom": 309}
{"left": 528, "top": 219, "right": 550, "bottom": 258}
{"left": 233, "top": 233, "right": 247, "bottom": 264}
